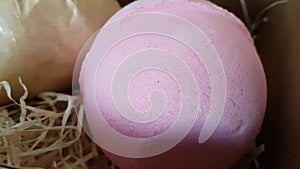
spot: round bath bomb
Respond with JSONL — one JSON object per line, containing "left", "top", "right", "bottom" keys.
{"left": 79, "top": 0, "right": 267, "bottom": 168}
{"left": 0, "top": 0, "right": 120, "bottom": 105}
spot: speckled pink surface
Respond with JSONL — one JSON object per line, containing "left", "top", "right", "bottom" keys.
{"left": 79, "top": 0, "right": 267, "bottom": 168}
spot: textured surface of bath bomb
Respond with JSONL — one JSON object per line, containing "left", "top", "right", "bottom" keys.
{"left": 79, "top": 0, "right": 267, "bottom": 168}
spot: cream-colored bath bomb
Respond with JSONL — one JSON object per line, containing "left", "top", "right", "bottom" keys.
{"left": 0, "top": 0, "right": 120, "bottom": 104}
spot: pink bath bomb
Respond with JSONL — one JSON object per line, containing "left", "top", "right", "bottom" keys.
{"left": 79, "top": 0, "right": 267, "bottom": 168}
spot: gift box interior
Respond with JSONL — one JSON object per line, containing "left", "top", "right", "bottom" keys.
{"left": 0, "top": 0, "right": 299, "bottom": 169}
